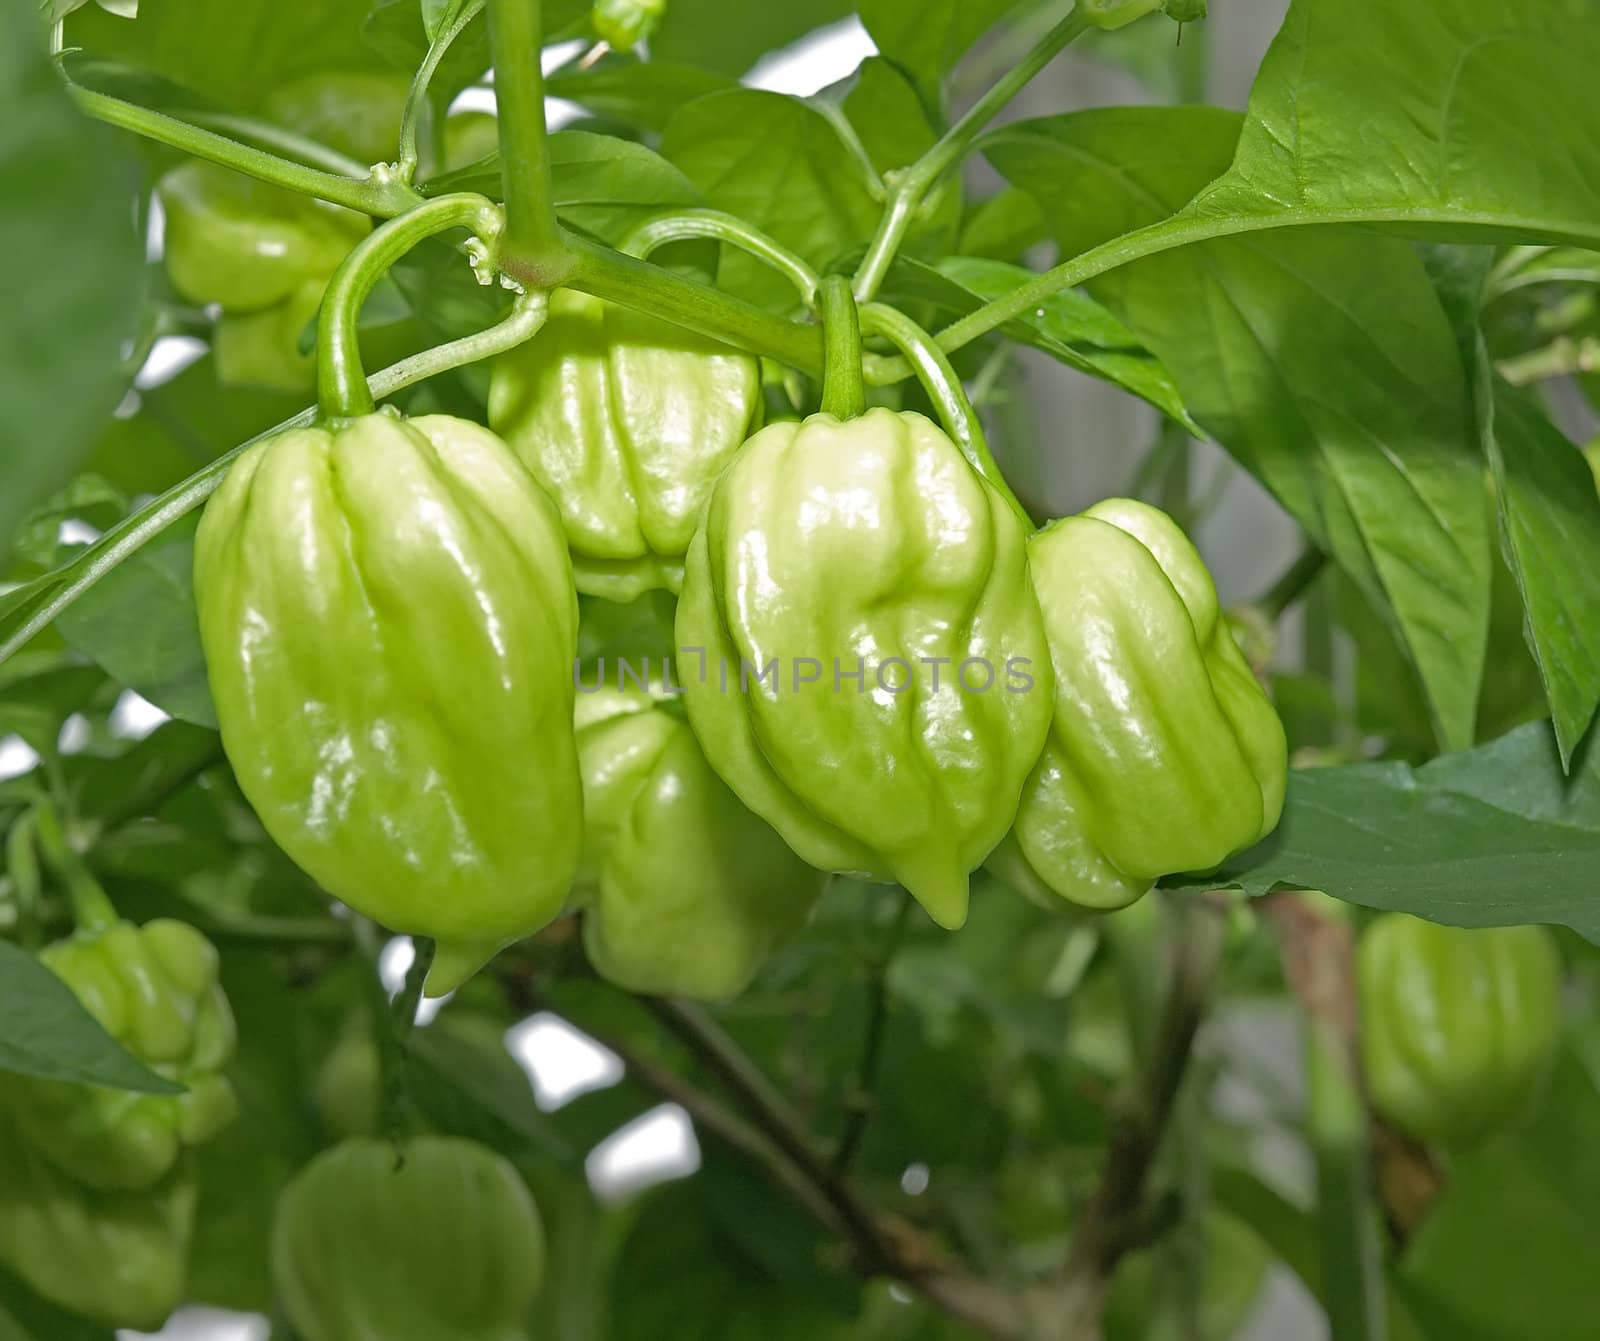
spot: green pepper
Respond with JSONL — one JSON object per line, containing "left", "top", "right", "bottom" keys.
{"left": 271, "top": 1136, "right": 544, "bottom": 1341}
{"left": 193, "top": 413, "right": 583, "bottom": 996}
{"left": 487, "top": 288, "right": 763, "bottom": 601}
{"left": 0, "top": 1108, "right": 195, "bottom": 1331}
{"left": 1358, "top": 914, "right": 1563, "bottom": 1147}
{"left": 5, "top": 919, "right": 237, "bottom": 1192}
{"left": 574, "top": 687, "right": 827, "bottom": 998}
{"left": 676, "top": 407, "right": 1054, "bottom": 930}
{"left": 156, "top": 160, "right": 367, "bottom": 312}
{"left": 990, "top": 499, "right": 1286, "bottom": 911}
{"left": 260, "top": 70, "right": 411, "bottom": 166}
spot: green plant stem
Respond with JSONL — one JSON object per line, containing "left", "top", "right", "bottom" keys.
{"left": 1258, "top": 545, "right": 1328, "bottom": 619}
{"left": 0, "top": 293, "right": 552, "bottom": 669}
{"left": 621, "top": 209, "right": 821, "bottom": 307}
{"left": 1056, "top": 894, "right": 1228, "bottom": 1336}
{"left": 488, "top": 0, "right": 569, "bottom": 277}
{"left": 318, "top": 193, "right": 503, "bottom": 418}
{"left": 33, "top": 803, "right": 118, "bottom": 935}
{"left": 399, "top": 0, "right": 487, "bottom": 181}
{"left": 69, "top": 83, "right": 423, "bottom": 217}
{"left": 1262, "top": 892, "right": 1388, "bottom": 1341}
{"left": 181, "top": 111, "right": 370, "bottom": 177}
{"left": 377, "top": 936, "right": 436, "bottom": 1142}
{"left": 851, "top": 5, "right": 1092, "bottom": 301}
{"left": 818, "top": 277, "right": 866, "bottom": 418}
{"left": 858, "top": 303, "right": 1029, "bottom": 521}
{"left": 832, "top": 892, "right": 914, "bottom": 1173}
{"left": 553, "top": 232, "right": 827, "bottom": 376}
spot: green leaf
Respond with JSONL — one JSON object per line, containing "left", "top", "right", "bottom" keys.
{"left": 662, "top": 89, "right": 881, "bottom": 311}
{"left": 546, "top": 61, "right": 736, "bottom": 134}
{"left": 0, "top": 939, "right": 182, "bottom": 1094}
{"left": 988, "top": 107, "right": 1491, "bottom": 751}
{"left": 1480, "top": 381, "right": 1600, "bottom": 767}
{"left": 363, "top": 0, "right": 497, "bottom": 108}
{"left": 1213, "top": 720, "right": 1600, "bottom": 941}
{"left": 0, "top": 2, "right": 143, "bottom": 555}
{"left": 1397, "top": 1053, "right": 1600, "bottom": 1340}
{"left": 858, "top": 0, "right": 1026, "bottom": 103}
{"left": 1183, "top": 0, "right": 1600, "bottom": 250}
{"left": 934, "top": 256, "right": 1197, "bottom": 431}
{"left": 54, "top": 520, "right": 215, "bottom": 728}
{"left": 67, "top": 0, "right": 391, "bottom": 108}
{"left": 649, "top": 0, "right": 853, "bottom": 79}
{"left": 0, "top": 1264, "right": 112, "bottom": 1341}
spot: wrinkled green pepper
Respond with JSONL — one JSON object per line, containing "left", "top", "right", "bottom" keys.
{"left": 989, "top": 499, "right": 1286, "bottom": 911}
{"left": 193, "top": 413, "right": 582, "bottom": 995}
{"left": 574, "top": 687, "right": 826, "bottom": 998}
{"left": 488, "top": 288, "right": 763, "bottom": 600}
{"left": 1359, "top": 914, "right": 1563, "bottom": 1147}
{"left": 6, "top": 919, "right": 236, "bottom": 1192}
{"left": 677, "top": 407, "right": 1054, "bottom": 929}
{"left": 156, "top": 160, "right": 367, "bottom": 313}
{"left": 271, "top": 1136, "right": 544, "bottom": 1341}
{"left": 0, "top": 1108, "right": 196, "bottom": 1331}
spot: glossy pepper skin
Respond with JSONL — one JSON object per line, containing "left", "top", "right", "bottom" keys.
{"left": 156, "top": 160, "right": 367, "bottom": 314}
{"left": 990, "top": 499, "right": 1286, "bottom": 911}
{"left": 6, "top": 919, "right": 237, "bottom": 1192}
{"left": 1359, "top": 915, "right": 1563, "bottom": 1147}
{"left": 0, "top": 1110, "right": 196, "bottom": 1331}
{"left": 487, "top": 288, "right": 763, "bottom": 601}
{"left": 573, "top": 687, "right": 827, "bottom": 998}
{"left": 193, "top": 413, "right": 582, "bottom": 996}
{"left": 677, "top": 408, "right": 1054, "bottom": 929}
{"left": 271, "top": 1136, "right": 544, "bottom": 1341}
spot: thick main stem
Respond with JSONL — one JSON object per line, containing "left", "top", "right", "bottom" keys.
{"left": 818, "top": 277, "right": 866, "bottom": 419}
{"left": 488, "top": 0, "right": 568, "bottom": 276}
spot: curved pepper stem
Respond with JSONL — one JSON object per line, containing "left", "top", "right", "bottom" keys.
{"left": 858, "top": 302, "right": 1029, "bottom": 523}
{"left": 620, "top": 209, "right": 819, "bottom": 309}
{"left": 32, "top": 802, "right": 118, "bottom": 935}
{"left": 817, "top": 276, "right": 866, "bottom": 420}
{"left": 317, "top": 192, "right": 504, "bottom": 420}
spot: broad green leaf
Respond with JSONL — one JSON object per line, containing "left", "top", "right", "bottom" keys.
{"left": 54, "top": 520, "right": 214, "bottom": 728}
{"left": 1479, "top": 380, "right": 1600, "bottom": 766}
{"left": 1397, "top": 1054, "right": 1600, "bottom": 1340}
{"left": 858, "top": 0, "right": 1026, "bottom": 103}
{"left": 662, "top": 89, "right": 881, "bottom": 311}
{"left": 936, "top": 256, "right": 1196, "bottom": 432}
{"left": 0, "top": 2, "right": 143, "bottom": 556}
{"left": 546, "top": 61, "right": 736, "bottom": 134}
{"left": 0, "top": 939, "right": 182, "bottom": 1093}
{"left": 958, "top": 186, "right": 1051, "bottom": 263}
{"left": 1213, "top": 720, "right": 1600, "bottom": 940}
{"left": 67, "top": 0, "right": 390, "bottom": 108}
{"left": 1183, "top": 0, "right": 1600, "bottom": 250}
{"left": 650, "top": 0, "right": 853, "bottom": 79}
{"left": 987, "top": 107, "right": 1491, "bottom": 750}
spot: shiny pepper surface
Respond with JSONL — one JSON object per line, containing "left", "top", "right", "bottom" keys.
{"left": 193, "top": 414, "right": 582, "bottom": 995}
{"left": 1359, "top": 915, "right": 1562, "bottom": 1147}
{"left": 574, "top": 687, "right": 826, "bottom": 998}
{"left": 991, "top": 499, "right": 1286, "bottom": 910}
{"left": 7, "top": 919, "right": 237, "bottom": 1192}
{"left": 156, "top": 160, "right": 367, "bottom": 313}
{"left": 488, "top": 288, "right": 763, "bottom": 601}
{"left": 0, "top": 1110, "right": 196, "bottom": 1330}
{"left": 271, "top": 1137, "right": 544, "bottom": 1341}
{"left": 677, "top": 408, "right": 1054, "bottom": 929}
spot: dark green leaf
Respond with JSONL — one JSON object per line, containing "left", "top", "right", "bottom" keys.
{"left": 1214, "top": 720, "right": 1600, "bottom": 940}
{"left": 650, "top": 0, "right": 853, "bottom": 79}
{"left": 1480, "top": 382, "right": 1600, "bottom": 766}
{"left": 0, "top": 939, "right": 181, "bottom": 1093}
{"left": 54, "top": 520, "right": 214, "bottom": 728}
{"left": 662, "top": 89, "right": 881, "bottom": 311}
{"left": 858, "top": 0, "right": 1026, "bottom": 103}
{"left": 0, "top": 2, "right": 143, "bottom": 554}
{"left": 547, "top": 60, "right": 736, "bottom": 134}
{"left": 0, "top": 1265, "right": 113, "bottom": 1341}
{"left": 988, "top": 107, "right": 1491, "bottom": 751}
